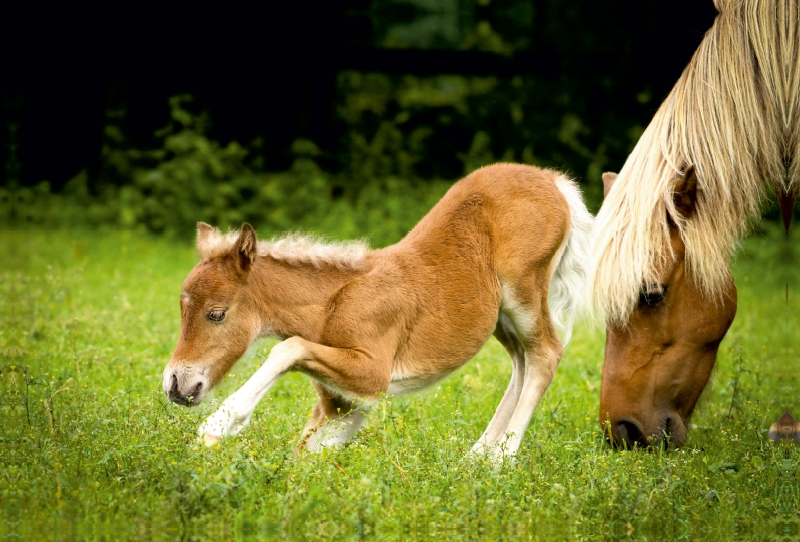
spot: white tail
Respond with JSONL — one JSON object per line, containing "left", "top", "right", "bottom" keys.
{"left": 549, "top": 176, "right": 594, "bottom": 346}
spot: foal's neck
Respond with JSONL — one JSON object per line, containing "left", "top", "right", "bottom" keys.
{"left": 248, "top": 256, "right": 367, "bottom": 340}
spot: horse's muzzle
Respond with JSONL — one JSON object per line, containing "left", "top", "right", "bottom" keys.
{"left": 163, "top": 365, "right": 208, "bottom": 407}
{"left": 605, "top": 413, "right": 687, "bottom": 449}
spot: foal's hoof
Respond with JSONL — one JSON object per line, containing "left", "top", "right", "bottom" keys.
{"left": 469, "top": 443, "right": 514, "bottom": 465}
{"left": 203, "top": 433, "right": 222, "bottom": 447}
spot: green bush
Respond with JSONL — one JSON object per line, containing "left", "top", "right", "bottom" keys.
{"left": 111, "top": 95, "right": 335, "bottom": 236}
{"left": 4, "top": 95, "right": 454, "bottom": 248}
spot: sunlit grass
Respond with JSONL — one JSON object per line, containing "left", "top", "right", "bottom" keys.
{"left": 3, "top": 225, "right": 799, "bottom": 540}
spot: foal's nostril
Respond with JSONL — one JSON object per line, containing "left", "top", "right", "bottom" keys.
{"left": 165, "top": 369, "right": 205, "bottom": 407}
{"left": 167, "top": 373, "right": 186, "bottom": 404}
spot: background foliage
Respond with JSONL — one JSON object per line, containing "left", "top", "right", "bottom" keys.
{"left": 2, "top": 0, "right": 722, "bottom": 244}
{"left": 5, "top": 95, "right": 453, "bottom": 247}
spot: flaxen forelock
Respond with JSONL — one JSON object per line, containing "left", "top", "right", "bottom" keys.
{"left": 591, "top": 0, "right": 800, "bottom": 324}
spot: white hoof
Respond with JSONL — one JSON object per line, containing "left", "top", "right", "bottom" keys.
{"left": 198, "top": 401, "right": 251, "bottom": 445}
{"left": 470, "top": 441, "right": 515, "bottom": 464}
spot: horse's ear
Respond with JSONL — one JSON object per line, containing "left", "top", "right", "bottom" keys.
{"left": 234, "top": 223, "right": 258, "bottom": 271}
{"left": 673, "top": 165, "right": 698, "bottom": 219}
{"left": 602, "top": 172, "right": 618, "bottom": 199}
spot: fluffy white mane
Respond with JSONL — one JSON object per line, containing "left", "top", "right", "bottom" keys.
{"left": 197, "top": 227, "right": 370, "bottom": 270}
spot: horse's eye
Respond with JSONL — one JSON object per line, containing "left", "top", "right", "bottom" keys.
{"left": 639, "top": 286, "right": 668, "bottom": 306}
{"left": 208, "top": 309, "right": 226, "bottom": 322}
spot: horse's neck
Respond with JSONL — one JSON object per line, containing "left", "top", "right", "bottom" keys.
{"left": 249, "top": 257, "right": 365, "bottom": 340}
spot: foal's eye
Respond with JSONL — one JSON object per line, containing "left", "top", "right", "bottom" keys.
{"left": 208, "top": 309, "right": 226, "bottom": 322}
{"left": 638, "top": 286, "right": 668, "bottom": 306}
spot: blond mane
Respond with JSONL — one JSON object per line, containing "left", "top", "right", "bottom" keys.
{"left": 198, "top": 227, "right": 370, "bottom": 270}
{"left": 591, "top": 0, "right": 800, "bottom": 324}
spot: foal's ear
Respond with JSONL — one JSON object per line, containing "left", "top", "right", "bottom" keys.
{"left": 196, "top": 222, "right": 218, "bottom": 257}
{"left": 673, "top": 165, "right": 699, "bottom": 219}
{"left": 602, "top": 172, "right": 618, "bottom": 199}
{"left": 234, "top": 223, "right": 258, "bottom": 271}
{"left": 197, "top": 222, "right": 215, "bottom": 243}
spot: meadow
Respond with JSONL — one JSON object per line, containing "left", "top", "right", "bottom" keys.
{"left": 4, "top": 223, "right": 800, "bottom": 540}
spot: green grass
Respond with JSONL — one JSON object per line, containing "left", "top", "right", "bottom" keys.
{"left": 4, "top": 225, "right": 800, "bottom": 540}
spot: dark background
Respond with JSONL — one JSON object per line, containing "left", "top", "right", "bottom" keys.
{"left": 2, "top": 1, "right": 717, "bottom": 191}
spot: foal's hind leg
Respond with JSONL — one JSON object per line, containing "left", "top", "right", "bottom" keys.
{"left": 494, "top": 297, "right": 563, "bottom": 458}
{"left": 298, "top": 383, "right": 369, "bottom": 452}
{"left": 472, "top": 285, "right": 563, "bottom": 460}
{"left": 471, "top": 313, "right": 526, "bottom": 452}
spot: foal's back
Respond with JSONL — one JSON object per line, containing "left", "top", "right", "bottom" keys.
{"left": 319, "top": 164, "right": 572, "bottom": 388}
{"left": 400, "top": 163, "right": 570, "bottom": 279}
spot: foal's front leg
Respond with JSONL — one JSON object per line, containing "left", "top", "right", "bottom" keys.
{"left": 199, "top": 337, "right": 306, "bottom": 445}
{"left": 199, "top": 336, "right": 388, "bottom": 446}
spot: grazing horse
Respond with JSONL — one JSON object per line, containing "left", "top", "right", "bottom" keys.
{"left": 591, "top": 0, "right": 800, "bottom": 448}
{"left": 162, "top": 163, "right": 593, "bottom": 457}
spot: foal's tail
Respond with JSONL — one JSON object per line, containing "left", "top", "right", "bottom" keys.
{"left": 549, "top": 175, "right": 594, "bottom": 346}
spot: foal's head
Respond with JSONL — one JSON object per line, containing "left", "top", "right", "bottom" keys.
{"left": 162, "top": 223, "right": 262, "bottom": 406}
{"left": 599, "top": 167, "right": 737, "bottom": 448}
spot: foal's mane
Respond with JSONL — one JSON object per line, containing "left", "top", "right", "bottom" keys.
{"left": 591, "top": 0, "right": 800, "bottom": 324}
{"left": 198, "top": 228, "right": 370, "bottom": 270}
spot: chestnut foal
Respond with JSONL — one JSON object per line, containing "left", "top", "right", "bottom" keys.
{"left": 162, "top": 164, "right": 593, "bottom": 458}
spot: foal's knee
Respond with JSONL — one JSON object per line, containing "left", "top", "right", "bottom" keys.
{"left": 270, "top": 336, "right": 308, "bottom": 365}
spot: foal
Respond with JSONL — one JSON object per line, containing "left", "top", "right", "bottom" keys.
{"left": 162, "top": 163, "right": 593, "bottom": 458}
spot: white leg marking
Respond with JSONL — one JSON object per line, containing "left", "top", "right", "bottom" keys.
{"left": 489, "top": 345, "right": 559, "bottom": 460}
{"left": 305, "top": 409, "right": 369, "bottom": 452}
{"left": 199, "top": 337, "right": 306, "bottom": 445}
{"left": 472, "top": 293, "right": 561, "bottom": 461}
{"left": 472, "top": 315, "right": 525, "bottom": 453}
{"left": 472, "top": 360, "right": 523, "bottom": 453}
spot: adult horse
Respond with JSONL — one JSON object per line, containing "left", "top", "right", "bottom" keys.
{"left": 591, "top": 0, "right": 800, "bottom": 447}
{"left": 162, "top": 164, "right": 593, "bottom": 458}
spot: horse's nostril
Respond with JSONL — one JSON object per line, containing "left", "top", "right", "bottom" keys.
{"left": 662, "top": 415, "right": 687, "bottom": 448}
{"left": 614, "top": 419, "right": 645, "bottom": 448}
{"left": 170, "top": 374, "right": 178, "bottom": 393}
{"left": 192, "top": 382, "right": 203, "bottom": 396}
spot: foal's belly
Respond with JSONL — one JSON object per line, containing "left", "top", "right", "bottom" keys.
{"left": 387, "top": 357, "right": 467, "bottom": 396}
{"left": 387, "top": 372, "right": 449, "bottom": 395}
{"left": 387, "top": 324, "right": 499, "bottom": 393}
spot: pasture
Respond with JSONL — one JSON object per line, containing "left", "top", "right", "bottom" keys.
{"left": 4, "top": 225, "right": 800, "bottom": 540}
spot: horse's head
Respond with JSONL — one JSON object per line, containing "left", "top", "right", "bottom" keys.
{"left": 162, "top": 223, "right": 262, "bottom": 406}
{"left": 599, "top": 167, "right": 737, "bottom": 448}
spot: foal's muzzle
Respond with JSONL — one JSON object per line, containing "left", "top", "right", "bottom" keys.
{"left": 163, "top": 365, "right": 208, "bottom": 406}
